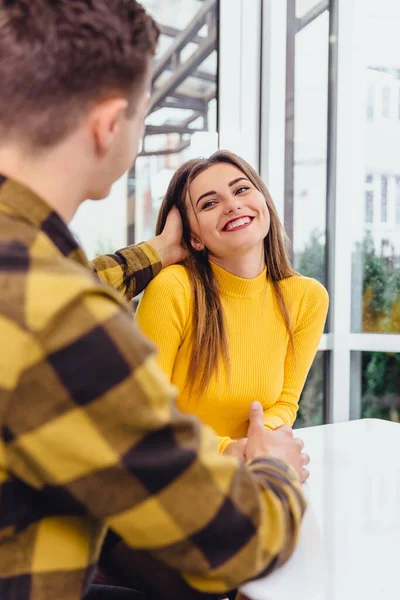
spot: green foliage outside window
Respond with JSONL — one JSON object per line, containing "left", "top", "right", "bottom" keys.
{"left": 294, "top": 230, "right": 326, "bottom": 428}
{"left": 294, "top": 229, "right": 400, "bottom": 427}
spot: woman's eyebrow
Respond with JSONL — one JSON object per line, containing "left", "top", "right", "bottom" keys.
{"left": 196, "top": 190, "right": 216, "bottom": 207}
{"left": 196, "top": 177, "right": 250, "bottom": 207}
{"left": 228, "top": 177, "right": 249, "bottom": 186}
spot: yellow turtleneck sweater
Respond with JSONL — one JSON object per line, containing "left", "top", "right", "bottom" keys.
{"left": 136, "top": 262, "right": 329, "bottom": 452}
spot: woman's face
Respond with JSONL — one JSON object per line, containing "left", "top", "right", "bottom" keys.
{"left": 186, "top": 162, "right": 270, "bottom": 260}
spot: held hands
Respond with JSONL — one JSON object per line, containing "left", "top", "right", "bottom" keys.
{"left": 247, "top": 402, "right": 310, "bottom": 482}
{"left": 223, "top": 402, "right": 310, "bottom": 483}
{"left": 149, "top": 207, "right": 187, "bottom": 267}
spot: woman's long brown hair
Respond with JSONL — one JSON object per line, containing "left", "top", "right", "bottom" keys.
{"left": 156, "top": 150, "right": 297, "bottom": 395}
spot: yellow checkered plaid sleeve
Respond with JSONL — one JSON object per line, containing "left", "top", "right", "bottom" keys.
{"left": 4, "top": 282, "right": 306, "bottom": 595}
{"left": 91, "top": 242, "right": 162, "bottom": 300}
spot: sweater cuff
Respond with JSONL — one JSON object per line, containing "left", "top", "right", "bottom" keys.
{"left": 263, "top": 414, "right": 286, "bottom": 430}
{"left": 217, "top": 436, "right": 234, "bottom": 454}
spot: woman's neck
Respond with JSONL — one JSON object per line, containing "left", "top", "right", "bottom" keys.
{"left": 209, "top": 244, "right": 265, "bottom": 279}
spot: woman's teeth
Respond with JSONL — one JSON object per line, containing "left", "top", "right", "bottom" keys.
{"left": 224, "top": 217, "right": 252, "bottom": 231}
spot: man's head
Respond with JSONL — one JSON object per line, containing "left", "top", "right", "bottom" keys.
{"left": 0, "top": 0, "right": 158, "bottom": 201}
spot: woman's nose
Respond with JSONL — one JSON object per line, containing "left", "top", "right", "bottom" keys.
{"left": 223, "top": 194, "right": 242, "bottom": 214}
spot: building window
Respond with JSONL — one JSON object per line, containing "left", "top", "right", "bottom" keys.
{"left": 367, "top": 84, "right": 374, "bottom": 121}
{"left": 382, "top": 87, "right": 390, "bottom": 119}
{"left": 381, "top": 175, "right": 388, "bottom": 222}
{"left": 365, "top": 173, "right": 373, "bottom": 184}
{"left": 396, "top": 176, "right": 400, "bottom": 224}
{"left": 365, "top": 191, "right": 374, "bottom": 224}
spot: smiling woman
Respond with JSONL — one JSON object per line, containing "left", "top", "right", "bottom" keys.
{"left": 135, "top": 151, "right": 329, "bottom": 460}
{"left": 188, "top": 163, "right": 271, "bottom": 269}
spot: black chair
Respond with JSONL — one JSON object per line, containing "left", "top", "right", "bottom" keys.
{"left": 84, "top": 585, "right": 145, "bottom": 600}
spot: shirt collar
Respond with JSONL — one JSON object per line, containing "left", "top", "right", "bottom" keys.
{"left": 0, "top": 174, "right": 88, "bottom": 266}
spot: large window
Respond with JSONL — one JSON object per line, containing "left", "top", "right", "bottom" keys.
{"left": 346, "top": 0, "right": 400, "bottom": 425}
{"left": 279, "top": 0, "right": 331, "bottom": 424}
{"left": 350, "top": 2, "right": 400, "bottom": 336}
{"left": 263, "top": 0, "right": 400, "bottom": 424}
{"left": 284, "top": 1, "right": 329, "bottom": 288}
{"left": 132, "top": 0, "right": 219, "bottom": 243}
{"left": 292, "top": 10, "right": 329, "bottom": 288}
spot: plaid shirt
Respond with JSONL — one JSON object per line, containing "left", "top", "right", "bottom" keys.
{"left": 0, "top": 174, "right": 306, "bottom": 600}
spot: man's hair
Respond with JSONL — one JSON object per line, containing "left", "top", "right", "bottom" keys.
{"left": 0, "top": 0, "right": 159, "bottom": 147}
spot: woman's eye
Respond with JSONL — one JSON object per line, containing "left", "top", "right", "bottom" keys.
{"left": 236, "top": 186, "right": 249, "bottom": 195}
{"left": 202, "top": 200, "right": 217, "bottom": 210}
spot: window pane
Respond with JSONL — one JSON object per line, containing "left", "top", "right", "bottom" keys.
{"left": 132, "top": 0, "right": 218, "bottom": 243}
{"left": 351, "top": 2, "right": 400, "bottom": 334}
{"left": 351, "top": 352, "right": 400, "bottom": 422}
{"left": 292, "top": 12, "right": 329, "bottom": 288}
{"left": 295, "top": 352, "right": 325, "bottom": 428}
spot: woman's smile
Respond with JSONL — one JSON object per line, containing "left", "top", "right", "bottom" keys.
{"left": 222, "top": 215, "right": 255, "bottom": 232}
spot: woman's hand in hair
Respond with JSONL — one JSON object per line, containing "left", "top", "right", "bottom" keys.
{"left": 149, "top": 207, "right": 187, "bottom": 267}
{"left": 223, "top": 438, "right": 247, "bottom": 462}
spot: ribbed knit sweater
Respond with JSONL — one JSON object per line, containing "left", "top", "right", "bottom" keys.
{"left": 136, "top": 262, "right": 329, "bottom": 452}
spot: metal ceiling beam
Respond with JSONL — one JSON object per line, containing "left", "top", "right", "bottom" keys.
{"left": 152, "top": 0, "right": 217, "bottom": 82}
{"left": 151, "top": 29, "right": 217, "bottom": 111}
{"left": 181, "top": 111, "right": 203, "bottom": 128}
{"left": 145, "top": 124, "right": 205, "bottom": 136}
{"left": 169, "top": 83, "right": 209, "bottom": 99}
{"left": 159, "top": 64, "right": 216, "bottom": 83}
{"left": 159, "top": 96, "right": 207, "bottom": 112}
{"left": 188, "top": 69, "right": 216, "bottom": 83}
{"left": 159, "top": 24, "right": 203, "bottom": 46}
{"left": 296, "top": 0, "right": 329, "bottom": 32}
{"left": 203, "top": 86, "right": 217, "bottom": 103}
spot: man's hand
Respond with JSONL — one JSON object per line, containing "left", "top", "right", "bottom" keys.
{"left": 148, "top": 207, "right": 187, "bottom": 268}
{"left": 222, "top": 438, "right": 247, "bottom": 461}
{"left": 246, "top": 402, "right": 310, "bottom": 482}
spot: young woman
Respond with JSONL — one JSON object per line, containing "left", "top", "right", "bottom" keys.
{"left": 136, "top": 150, "right": 329, "bottom": 460}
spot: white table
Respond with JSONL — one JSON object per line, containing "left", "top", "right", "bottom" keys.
{"left": 241, "top": 419, "right": 400, "bottom": 600}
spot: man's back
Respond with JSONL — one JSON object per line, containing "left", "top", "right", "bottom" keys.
{"left": 0, "top": 175, "right": 306, "bottom": 599}
{"left": 0, "top": 176, "right": 114, "bottom": 598}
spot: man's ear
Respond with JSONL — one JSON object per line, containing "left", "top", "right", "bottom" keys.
{"left": 91, "top": 97, "right": 129, "bottom": 156}
{"left": 190, "top": 235, "right": 205, "bottom": 251}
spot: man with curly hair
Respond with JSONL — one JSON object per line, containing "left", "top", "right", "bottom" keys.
{"left": 0, "top": 2, "right": 309, "bottom": 599}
